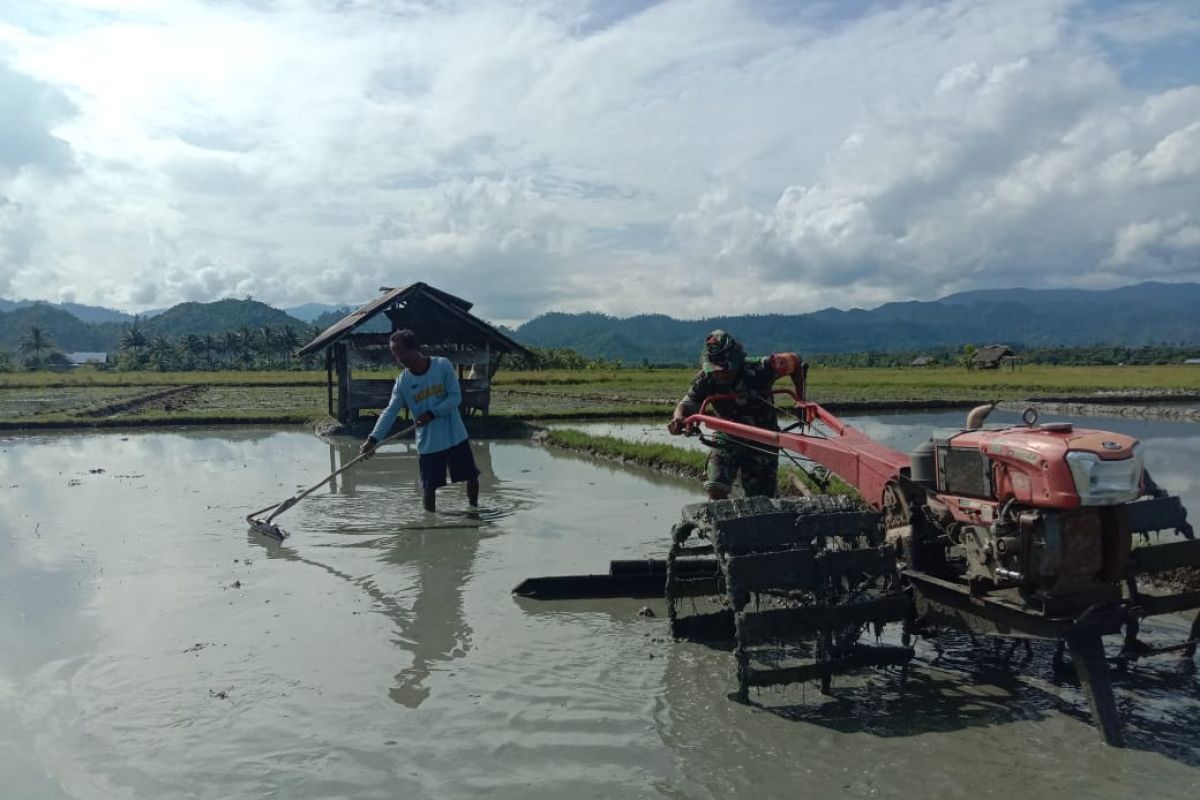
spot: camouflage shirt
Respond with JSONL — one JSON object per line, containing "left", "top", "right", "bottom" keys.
{"left": 681, "top": 353, "right": 801, "bottom": 435}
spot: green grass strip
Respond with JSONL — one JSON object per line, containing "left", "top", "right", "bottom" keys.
{"left": 543, "top": 427, "right": 858, "bottom": 500}
{"left": 492, "top": 404, "right": 671, "bottom": 420}
{"left": 543, "top": 429, "right": 708, "bottom": 476}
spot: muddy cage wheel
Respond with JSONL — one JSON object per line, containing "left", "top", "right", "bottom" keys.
{"left": 666, "top": 495, "right": 914, "bottom": 701}
{"left": 882, "top": 482, "right": 911, "bottom": 529}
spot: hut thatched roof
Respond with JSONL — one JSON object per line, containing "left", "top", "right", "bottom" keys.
{"left": 972, "top": 344, "right": 1016, "bottom": 365}
{"left": 296, "top": 282, "right": 532, "bottom": 359}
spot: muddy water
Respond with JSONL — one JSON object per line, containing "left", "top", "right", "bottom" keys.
{"left": 1, "top": 428, "right": 1199, "bottom": 799}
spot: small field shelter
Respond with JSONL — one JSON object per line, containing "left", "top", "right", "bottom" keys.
{"left": 297, "top": 282, "right": 534, "bottom": 422}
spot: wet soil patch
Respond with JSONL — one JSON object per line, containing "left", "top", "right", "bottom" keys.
{"left": 80, "top": 385, "right": 208, "bottom": 418}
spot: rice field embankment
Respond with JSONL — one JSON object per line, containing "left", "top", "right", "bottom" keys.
{"left": 1, "top": 364, "right": 1198, "bottom": 430}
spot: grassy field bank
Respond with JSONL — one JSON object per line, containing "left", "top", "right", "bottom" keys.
{"left": 540, "top": 429, "right": 854, "bottom": 497}
{"left": 1, "top": 364, "right": 1198, "bottom": 428}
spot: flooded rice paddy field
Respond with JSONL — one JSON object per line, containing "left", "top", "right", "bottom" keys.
{"left": 1, "top": 420, "right": 1199, "bottom": 798}
{"left": 0, "top": 385, "right": 328, "bottom": 422}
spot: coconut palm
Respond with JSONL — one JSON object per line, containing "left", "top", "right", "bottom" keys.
{"left": 236, "top": 326, "right": 255, "bottom": 368}
{"left": 298, "top": 324, "right": 324, "bottom": 370}
{"left": 147, "top": 336, "right": 177, "bottom": 371}
{"left": 278, "top": 325, "right": 301, "bottom": 368}
{"left": 202, "top": 334, "right": 218, "bottom": 370}
{"left": 120, "top": 320, "right": 148, "bottom": 369}
{"left": 181, "top": 334, "right": 204, "bottom": 370}
{"left": 221, "top": 330, "right": 240, "bottom": 368}
{"left": 19, "top": 326, "right": 57, "bottom": 368}
{"left": 258, "top": 325, "right": 276, "bottom": 368}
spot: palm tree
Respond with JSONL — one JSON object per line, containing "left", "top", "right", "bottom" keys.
{"left": 181, "top": 334, "right": 204, "bottom": 370}
{"left": 258, "top": 325, "right": 275, "bottom": 368}
{"left": 279, "top": 325, "right": 301, "bottom": 368}
{"left": 148, "top": 336, "right": 177, "bottom": 372}
{"left": 236, "top": 326, "right": 255, "bottom": 369}
{"left": 221, "top": 330, "right": 240, "bottom": 368}
{"left": 19, "top": 326, "right": 56, "bottom": 368}
{"left": 120, "top": 320, "right": 148, "bottom": 369}
{"left": 299, "top": 324, "right": 324, "bottom": 370}
{"left": 202, "top": 334, "right": 218, "bottom": 370}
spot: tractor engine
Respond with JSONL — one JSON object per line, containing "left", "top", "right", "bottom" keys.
{"left": 911, "top": 420, "right": 1144, "bottom": 597}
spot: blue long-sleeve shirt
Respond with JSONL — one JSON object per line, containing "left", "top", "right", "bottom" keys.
{"left": 369, "top": 356, "right": 469, "bottom": 455}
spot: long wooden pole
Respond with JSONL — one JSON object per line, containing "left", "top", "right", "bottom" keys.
{"left": 247, "top": 422, "right": 418, "bottom": 527}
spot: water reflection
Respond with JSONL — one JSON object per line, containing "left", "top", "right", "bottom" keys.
{"left": 251, "top": 438, "right": 529, "bottom": 708}
{"left": 649, "top": 612, "right": 1200, "bottom": 799}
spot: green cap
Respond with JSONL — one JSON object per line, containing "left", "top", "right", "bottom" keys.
{"left": 701, "top": 330, "right": 745, "bottom": 374}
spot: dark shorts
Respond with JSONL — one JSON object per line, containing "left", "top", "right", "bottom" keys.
{"left": 418, "top": 439, "right": 480, "bottom": 491}
{"left": 705, "top": 440, "right": 778, "bottom": 498}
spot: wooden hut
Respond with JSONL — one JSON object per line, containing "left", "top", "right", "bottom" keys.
{"left": 972, "top": 344, "right": 1019, "bottom": 370}
{"left": 296, "top": 282, "right": 534, "bottom": 423}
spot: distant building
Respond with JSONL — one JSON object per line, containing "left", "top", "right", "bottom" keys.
{"left": 64, "top": 352, "right": 108, "bottom": 366}
{"left": 1184, "top": 358, "right": 1200, "bottom": 365}
{"left": 972, "top": 344, "right": 1018, "bottom": 370}
{"left": 910, "top": 356, "right": 932, "bottom": 367}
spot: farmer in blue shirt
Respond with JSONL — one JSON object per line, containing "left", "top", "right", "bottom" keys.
{"left": 359, "top": 329, "right": 480, "bottom": 512}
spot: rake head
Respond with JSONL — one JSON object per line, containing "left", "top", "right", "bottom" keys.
{"left": 247, "top": 517, "right": 289, "bottom": 540}
{"left": 245, "top": 497, "right": 297, "bottom": 541}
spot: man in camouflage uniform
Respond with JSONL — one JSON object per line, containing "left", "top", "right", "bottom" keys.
{"left": 667, "top": 330, "right": 803, "bottom": 499}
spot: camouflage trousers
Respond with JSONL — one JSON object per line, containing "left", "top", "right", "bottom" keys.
{"left": 704, "top": 439, "right": 779, "bottom": 498}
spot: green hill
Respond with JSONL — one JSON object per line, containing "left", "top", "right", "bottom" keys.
{"left": 0, "top": 298, "right": 309, "bottom": 355}
{"left": 140, "top": 299, "right": 304, "bottom": 338}
{"left": 0, "top": 304, "right": 115, "bottom": 352}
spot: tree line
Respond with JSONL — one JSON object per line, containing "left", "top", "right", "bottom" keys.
{"left": 0, "top": 321, "right": 326, "bottom": 372}
{"left": 4, "top": 326, "right": 1200, "bottom": 373}
{"left": 806, "top": 344, "right": 1200, "bottom": 368}
{"left": 507, "top": 343, "right": 1200, "bottom": 370}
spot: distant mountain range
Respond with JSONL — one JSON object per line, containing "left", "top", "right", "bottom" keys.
{"left": 512, "top": 281, "right": 1200, "bottom": 362}
{"left": 0, "top": 298, "right": 355, "bottom": 325}
{"left": 3, "top": 282, "right": 1200, "bottom": 358}
{"left": 0, "top": 299, "right": 316, "bottom": 352}
{"left": 285, "top": 302, "right": 357, "bottom": 322}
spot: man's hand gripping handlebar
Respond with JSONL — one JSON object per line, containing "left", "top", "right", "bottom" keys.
{"left": 667, "top": 388, "right": 807, "bottom": 437}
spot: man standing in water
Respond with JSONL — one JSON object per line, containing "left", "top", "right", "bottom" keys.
{"left": 360, "top": 329, "right": 480, "bottom": 512}
{"left": 667, "top": 330, "right": 803, "bottom": 500}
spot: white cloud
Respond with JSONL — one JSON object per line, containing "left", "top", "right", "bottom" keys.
{"left": 1109, "top": 214, "right": 1200, "bottom": 270}
{"left": 0, "top": 0, "right": 1197, "bottom": 320}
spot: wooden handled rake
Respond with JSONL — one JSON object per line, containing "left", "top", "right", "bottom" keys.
{"left": 246, "top": 423, "right": 418, "bottom": 540}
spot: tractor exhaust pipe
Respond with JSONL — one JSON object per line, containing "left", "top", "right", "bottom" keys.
{"left": 966, "top": 402, "right": 997, "bottom": 430}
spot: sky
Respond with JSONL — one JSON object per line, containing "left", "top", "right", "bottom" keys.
{"left": 0, "top": 0, "right": 1198, "bottom": 325}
